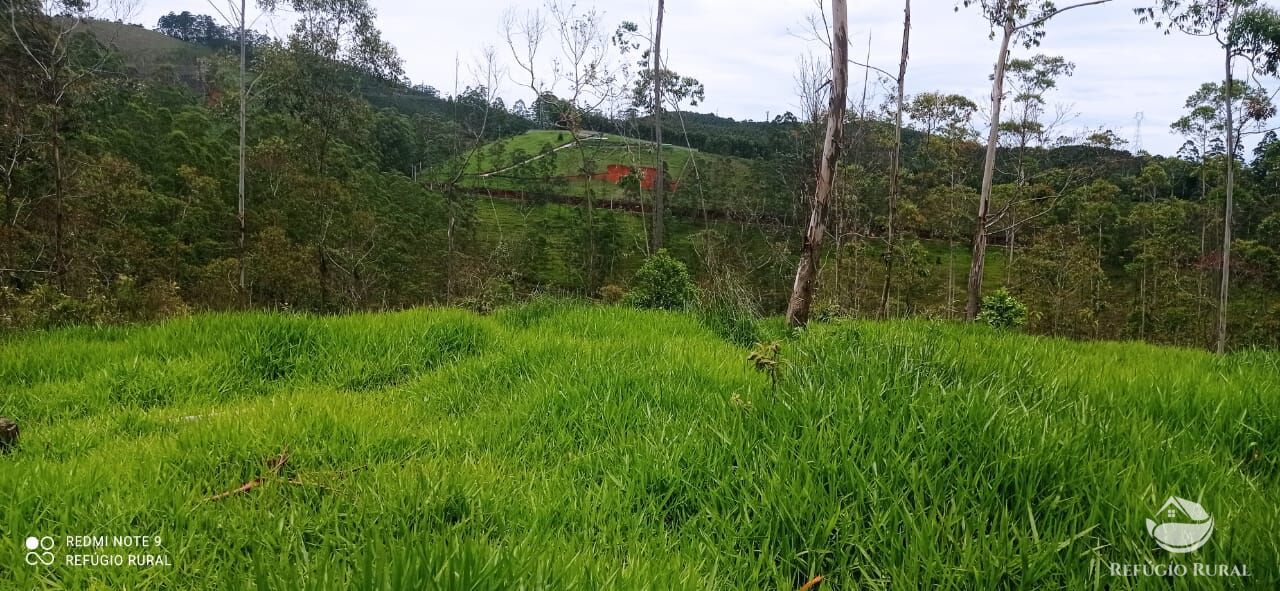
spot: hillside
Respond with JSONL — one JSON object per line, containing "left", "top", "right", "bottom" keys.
{"left": 78, "top": 19, "right": 212, "bottom": 83}
{"left": 455, "top": 129, "right": 762, "bottom": 216}
{"left": 1, "top": 304, "right": 1276, "bottom": 589}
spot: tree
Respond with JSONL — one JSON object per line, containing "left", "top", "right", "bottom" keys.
{"left": 157, "top": 10, "right": 243, "bottom": 49}
{"left": 233, "top": 1, "right": 251, "bottom": 293}
{"left": 786, "top": 0, "right": 847, "bottom": 327}
{"left": 505, "top": 0, "right": 617, "bottom": 294}
{"left": 650, "top": 0, "right": 666, "bottom": 254}
{"left": 996, "top": 54, "right": 1074, "bottom": 272}
{"left": 1138, "top": 0, "right": 1280, "bottom": 352}
{"left": 614, "top": 12, "right": 706, "bottom": 253}
{"left": 200, "top": 1, "right": 260, "bottom": 293}
{"left": 908, "top": 92, "right": 978, "bottom": 317}
{"left": 959, "top": 0, "right": 1113, "bottom": 320}
{"left": 879, "top": 0, "right": 911, "bottom": 319}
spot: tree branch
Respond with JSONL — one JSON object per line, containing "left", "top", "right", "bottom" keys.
{"left": 1015, "top": 0, "right": 1114, "bottom": 32}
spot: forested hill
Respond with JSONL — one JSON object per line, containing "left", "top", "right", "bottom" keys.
{"left": 2, "top": 8, "right": 1278, "bottom": 351}
{"left": 92, "top": 17, "right": 1135, "bottom": 182}
{"left": 86, "top": 16, "right": 1153, "bottom": 194}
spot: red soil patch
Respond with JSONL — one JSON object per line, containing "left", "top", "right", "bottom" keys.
{"left": 589, "top": 164, "right": 679, "bottom": 191}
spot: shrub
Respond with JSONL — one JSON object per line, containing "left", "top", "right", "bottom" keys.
{"left": 977, "top": 288, "right": 1028, "bottom": 329}
{"left": 624, "top": 249, "right": 697, "bottom": 310}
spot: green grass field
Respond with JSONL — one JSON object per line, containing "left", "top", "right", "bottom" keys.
{"left": 1, "top": 303, "right": 1277, "bottom": 589}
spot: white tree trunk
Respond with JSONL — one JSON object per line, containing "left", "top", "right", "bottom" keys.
{"left": 786, "top": 0, "right": 848, "bottom": 327}
{"left": 965, "top": 19, "right": 1013, "bottom": 320}
{"left": 650, "top": 0, "right": 665, "bottom": 253}
{"left": 1217, "top": 43, "right": 1234, "bottom": 353}
{"left": 238, "top": 0, "right": 248, "bottom": 293}
{"left": 879, "top": 0, "right": 910, "bottom": 318}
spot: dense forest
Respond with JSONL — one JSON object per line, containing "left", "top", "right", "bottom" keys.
{"left": 2, "top": 0, "right": 1280, "bottom": 352}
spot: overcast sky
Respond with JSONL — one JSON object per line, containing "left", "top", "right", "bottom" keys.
{"left": 132, "top": 1, "right": 1249, "bottom": 156}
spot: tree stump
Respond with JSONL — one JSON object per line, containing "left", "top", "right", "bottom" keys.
{"left": 0, "top": 417, "right": 17, "bottom": 453}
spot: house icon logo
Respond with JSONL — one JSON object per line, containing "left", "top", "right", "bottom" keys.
{"left": 1146, "top": 496, "right": 1214, "bottom": 553}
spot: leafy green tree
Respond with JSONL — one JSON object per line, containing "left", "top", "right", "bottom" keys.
{"left": 993, "top": 54, "right": 1076, "bottom": 276}
{"left": 255, "top": 0, "right": 402, "bottom": 310}
{"left": 1126, "top": 199, "right": 1207, "bottom": 344}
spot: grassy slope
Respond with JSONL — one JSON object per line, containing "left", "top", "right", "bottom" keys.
{"left": 460, "top": 130, "right": 751, "bottom": 206}
{"left": 0, "top": 304, "right": 1277, "bottom": 589}
{"left": 79, "top": 19, "right": 212, "bottom": 80}
{"left": 464, "top": 130, "right": 708, "bottom": 176}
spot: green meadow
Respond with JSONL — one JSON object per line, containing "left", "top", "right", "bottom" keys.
{"left": 1, "top": 303, "right": 1277, "bottom": 589}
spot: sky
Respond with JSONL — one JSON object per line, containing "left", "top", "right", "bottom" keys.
{"left": 131, "top": 0, "right": 1248, "bottom": 156}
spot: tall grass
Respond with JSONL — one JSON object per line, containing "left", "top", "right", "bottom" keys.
{"left": 0, "top": 305, "right": 1276, "bottom": 589}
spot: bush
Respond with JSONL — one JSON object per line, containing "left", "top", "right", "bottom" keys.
{"left": 977, "top": 288, "right": 1028, "bottom": 329}
{"left": 624, "top": 249, "right": 697, "bottom": 310}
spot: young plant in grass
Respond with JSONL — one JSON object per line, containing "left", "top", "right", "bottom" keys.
{"left": 747, "top": 340, "right": 783, "bottom": 393}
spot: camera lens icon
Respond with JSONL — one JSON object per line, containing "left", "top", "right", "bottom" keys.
{"left": 23, "top": 536, "right": 55, "bottom": 566}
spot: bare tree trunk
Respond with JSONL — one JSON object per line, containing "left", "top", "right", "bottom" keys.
{"left": 1140, "top": 262, "right": 1147, "bottom": 339}
{"left": 965, "top": 19, "right": 1013, "bottom": 320}
{"left": 237, "top": 0, "right": 248, "bottom": 294}
{"left": 786, "top": 0, "right": 848, "bottom": 327}
{"left": 879, "top": 0, "right": 910, "bottom": 319}
{"left": 948, "top": 239, "right": 956, "bottom": 317}
{"left": 1217, "top": 42, "right": 1235, "bottom": 354}
{"left": 51, "top": 105, "right": 65, "bottom": 289}
{"left": 1006, "top": 227, "right": 1014, "bottom": 278}
{"left": 649, "top": 0, "right": 665, "bottom": 253}
{"left": 446, "top": 210, "right": 455, "bottom": 301}
{"left": 318, "top": 246, "right": 328, "bottom": 311}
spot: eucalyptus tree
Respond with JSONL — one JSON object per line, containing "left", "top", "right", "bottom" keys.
{"left": 650, "top": 0, "right": 666, "bottom": 252}
{"left": 1171, "top": 79, "right": 1274, "bottom": 330}
{"left": 202, "top": 0, "right": 268, "bottom": 292}
{"left": 786, "top": 0, "right": 848, "bottom": 327}
{"left": 879, "top": 0, "right": 911, "bottom": 319}
{"left": 995, "top": 54, "right": 1074, "bottom": 270}
{"left": 614, "top": 11, "right": 706, "bottom": 253}
{"left": 1000, "top": 55, "right": 1074, "bottom": 185}
{"left": 957, "top": 0, "right": 1113, "bottom": 320}
{"left": 1137, "top": 0, "right": 1280, "bottom": 352}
